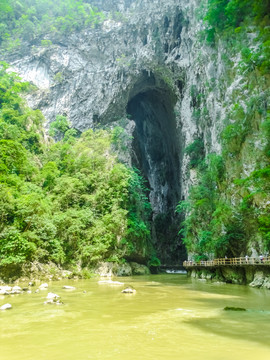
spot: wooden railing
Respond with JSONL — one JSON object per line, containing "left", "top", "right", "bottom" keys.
{"left": 183, "top": 256, "right": 270, "bottom": 268}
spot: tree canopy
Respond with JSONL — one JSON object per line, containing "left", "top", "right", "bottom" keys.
{"left": 0, "top": 63, "right": 152, "bottom": 272}
{"left": 0, "top": 0, "right": 105, "bottom": 52}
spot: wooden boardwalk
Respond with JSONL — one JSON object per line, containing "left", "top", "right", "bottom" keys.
{"left": 183, "top": 256, "right": 270, "bottom": 268}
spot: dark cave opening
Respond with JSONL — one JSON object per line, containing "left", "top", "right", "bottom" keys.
{"left": 127, "top": 80, "right": 186, "bottom": 264}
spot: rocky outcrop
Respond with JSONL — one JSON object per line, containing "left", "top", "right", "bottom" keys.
{"left": 95, "top": 261, "right": 149, "bottom": 276}
{"left": 5, "top": 0, "right": 268, "bottom": 267}
{"left": 0, "top": 285, "right": 22, "bottom": 295}
{"left": 250, "top": 271, "right": 270, "bottom": 290}
{"left": 188, "top": 267, "right": 270, "bottom": 289}
{"left": 130, "top": 262, "right": 150, "bottom": 275}
{"left": 7, "top": 0, "right": 195, "bottom": 263}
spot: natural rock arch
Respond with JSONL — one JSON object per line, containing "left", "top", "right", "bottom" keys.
{"left": 126, "top": 72, "right": 185, "bottom": 263}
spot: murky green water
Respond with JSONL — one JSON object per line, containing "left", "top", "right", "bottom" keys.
{"left": 1, "top": 274, "right": 270, "bottom": 360}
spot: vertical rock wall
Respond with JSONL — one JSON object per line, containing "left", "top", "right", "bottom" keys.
{"left": 7, "top": 0, "right": 266, "bottom": 263}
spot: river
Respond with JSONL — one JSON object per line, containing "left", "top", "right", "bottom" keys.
{"left": 1, "top": 274, "right": 270, "bottom": 360}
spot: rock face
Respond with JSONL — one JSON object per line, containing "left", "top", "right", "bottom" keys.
{"left": 188, "top": 267, "right": 270, "bottom": 289}
{"left": 8, "top": 0, "right": 193, "bottom": 263}
{"left": 95, "top": 261, "right": 151, "bottom": 276}
{"left": 250, "top": 271, "right": 270, "bottom": 290}
{"left": 6, "top": 0, "right": 267, "bottom": 264}
{"left": 95, "top": 262, "right": 132, "bottom": 277}
{"left": 130, "top": 262, "right": 150, "bottom": 275}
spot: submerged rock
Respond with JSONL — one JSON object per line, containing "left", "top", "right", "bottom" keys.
{"left": 98, "top": 280, "right": 124, "bottom": 285}
{"left": 63, "top": 285, "right": 76, "bottom": 290}
{"left": 224, "top": 306, "right": 246, "bottom": 312}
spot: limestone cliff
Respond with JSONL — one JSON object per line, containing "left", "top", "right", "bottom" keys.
{"left": 6, "top": 0, "right": 269, "bottom": 265}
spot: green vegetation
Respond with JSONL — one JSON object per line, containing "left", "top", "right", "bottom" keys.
{"left": 0, "top": 63, "right": 152, "bottom": 273}
{"left": 184, "top": 138, "right": 205, "bottom": 169}
{"left": 177, "top": 151, "right": 229, "bottom": 260}
{"left": 178, "top": 134, "right": 269, "bottom": 259}
{"left": 204, "top": 0, "right": 270, "bottom": 72}
{"left": 0, "top": 0, "right": 105, "bottom": 53}
{"left": 1, "top": 0, "right": 269, "bottom": 272}
{"left": 179, "top": 1, "right": 270, "bottom": 261}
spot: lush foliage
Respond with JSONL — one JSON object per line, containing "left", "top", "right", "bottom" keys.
{"left": 0, "top": 63, "right": 152, "bottom": 270}
{"left": 184, "top": 138, "right": 205, "bottom": 169}
{"left": 204, "top": 0, "right": 270, "bottom": 72}
{"left": 204, "top": 0, "right": 270, "bottom": 35}
{"left": 0, "top": 0, "right": 105, "bottom": 53}
{"left": 177, "top": 150, "right": 231, "bottom": 260}
{"left": 178, "top": 137, "right": 269, "bottom": 260}
{"left": 179, "top": 1, "right": 270, "bottom": 261}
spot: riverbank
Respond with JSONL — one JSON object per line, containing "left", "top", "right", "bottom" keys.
{"left": 187, "top": 267, "right": 270, "bottom": 289}
{"left": 0, "top": 261, "right": 151, "bottom": 284}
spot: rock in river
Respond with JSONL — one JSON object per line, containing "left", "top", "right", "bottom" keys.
{"left": 0, "top": 286, "right": 12, "bottom": 295}
{"left": 11, "top": 286, "right": 22, "bottom": 294}
{"left": 39, "top": 283, "right": 49, "bottom": 290}
{"left": 122, "top": 286, "right": 136, "bottom": 294}
{"left": 44, "top": 292, "right": 63, "bottom": 305}
{"left": 0, "top": 303, "right": 12, "bottom": 310}
{"left": 63, "top": 285, "right": 76, "bottom": 290}
{"left": 98, "top": 280, "right": 124, "bottom": 285}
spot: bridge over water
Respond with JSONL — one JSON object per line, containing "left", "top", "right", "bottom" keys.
{"left": 183, "top": 256, "right": 270, "bottom": 268}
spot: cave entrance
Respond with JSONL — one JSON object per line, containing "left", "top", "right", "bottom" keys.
{"left": 127, "top": 73, "right": 185, "bottom": 264}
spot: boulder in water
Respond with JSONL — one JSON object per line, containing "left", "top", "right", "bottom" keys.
{"left": 121, "top": 286, "right": 136, "bottom": 294}
{"left": 11, "top": 286, "right": 22, "bottom": 294}
{"left": 44, "top": 292, "right": 63, "bottom": 305}
{"left": 0, "top": 286, "right": 12, "bottom": 295}
{"left": 46, "top": 292, "right": 60, "bottom": 300}
{"left": 39, "top": 283, "right": 49, "bottom": 290}
{"left": 0, "top": 303, "right": 12, "bottom": 310}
